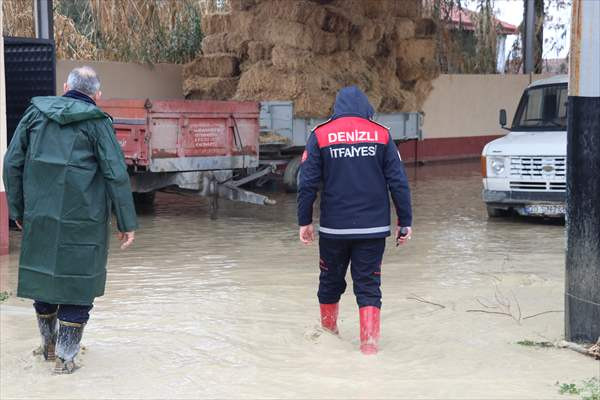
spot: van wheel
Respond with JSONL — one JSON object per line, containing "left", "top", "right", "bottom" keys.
{"left": 487, "top": 205, "right": 509, "bottom": 218}
{"left": 283, "top": 156, "right": 302, "bottom": 193}
{"left": 133, "top": 191, "right": 156, "bottom": 207}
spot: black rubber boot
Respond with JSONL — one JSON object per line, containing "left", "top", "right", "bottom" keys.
{"left": 33, "top": 312, "right": 57, "bottom": 361}
{"left": 54, "top": 321, "right": 85, "bottom": 374}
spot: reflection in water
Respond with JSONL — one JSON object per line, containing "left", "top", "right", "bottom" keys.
{"left": 1, "top": 161, "right": 593, "bottom": 400}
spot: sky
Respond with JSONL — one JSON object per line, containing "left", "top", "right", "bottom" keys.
{"left": 463, "top": 0, "right": 572, "bottom": 59}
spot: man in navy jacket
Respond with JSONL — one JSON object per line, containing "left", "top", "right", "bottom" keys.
{"left": 297, "top": 86, "right": 413, "bottom": 355}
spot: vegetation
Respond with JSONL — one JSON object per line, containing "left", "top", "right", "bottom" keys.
{"left": 427, "top": 0, "right": 507, "bottom": 73}
{"left": 557, "top": 378, "right": 600, "bottom": 400}
{"left": 507, "top": 0, "right": 572, "bottom": 73}
{"left": 0, "top": 291, "right": 10, "bottom": 302}
{"left": 516, "top": 339, "right": 554, "bottom": 348}
{"left": 428, "top": 0, "right": 571, "bottom": 74}
{"left": 3, "top": 0, "right": 570, "bottom": 70}
{"left": 2, "top": 0, "right": 207, "bottom": 64}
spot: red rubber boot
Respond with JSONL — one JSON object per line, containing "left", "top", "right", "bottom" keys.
{"left": 320, "top": 303, "right": 339, "bottom": 334}
{"left": 359, "top": 306, "right": 380, "bottom": 355}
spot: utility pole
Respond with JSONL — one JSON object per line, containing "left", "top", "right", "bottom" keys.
{"left": 1, "top": 2, "right": 9, "bottom": 254}
{"left": 565, "top": 0, "right": 600, "bottom": 343}
{"left": 523, "top": 0, "right": 535, "bottom": 73}
{"left": 33, "top": 0, "right": 54, "bottom": 40}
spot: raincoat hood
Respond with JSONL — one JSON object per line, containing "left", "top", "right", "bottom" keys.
{"left": 331, "top": 86, "right": 375, "bottom": 120}
{"left": 31, "top": 96, "right": 106, "bottom": 126}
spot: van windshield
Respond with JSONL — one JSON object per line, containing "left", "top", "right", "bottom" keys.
{"left": 512, "top": 84, "right": 568, "bottom": 131}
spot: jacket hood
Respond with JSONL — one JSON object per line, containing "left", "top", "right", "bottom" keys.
{"left": 331, "top": 86, "right": 375, "bottom": 120}
{"left": 31, "top": 96, "right": 106, "bottom": 125}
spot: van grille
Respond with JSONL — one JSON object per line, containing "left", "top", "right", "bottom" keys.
{"left": 510, "top": 157, "right": 566, "bottom": 180}
{"left": 509, "top": 181, "right": 566, "bottom": 191}
{"left": 509, "top": 157, "right": 566, "bottom": 192}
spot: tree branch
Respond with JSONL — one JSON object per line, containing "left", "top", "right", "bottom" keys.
{"left": 407, "top": 294, "right": 446, "bottom": 309}
{"left": 522, "top": 310, "right": 563, "bottom": 320}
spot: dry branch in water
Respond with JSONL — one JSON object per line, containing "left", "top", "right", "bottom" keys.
{"left": 471, "top": 283, "right": 522, "bottom": 323}
{"left": 522, "top": 310, "right": 563, "bottom": 320}
{"left": 466, "top": 309, "right": 515, "bottom": 318}
{"left": 558, "top": 339, "right": 600, "bottom": 360}
{"left": 407, "top": 294, "right": 446, "bottom": 309}
{"left": 589, "top": 340, "right": 600, "bottom": 359}
{"left": 469, "top": 284, "right": 563, "bottom": 323}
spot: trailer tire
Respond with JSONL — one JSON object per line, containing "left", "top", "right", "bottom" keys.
{"left": 133, "top": 191, "right": 156, "bottom": 207}
{"left": 283, "top": 156, "right": 302, "bottom": 193}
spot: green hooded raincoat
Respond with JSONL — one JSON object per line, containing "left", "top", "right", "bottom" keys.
{"left": 3, "top": 96, "right": 138, "bottom": 305}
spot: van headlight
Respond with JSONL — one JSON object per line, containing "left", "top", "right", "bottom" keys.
{"left": 488, "top": 157, "right": 507, "bottom": 177}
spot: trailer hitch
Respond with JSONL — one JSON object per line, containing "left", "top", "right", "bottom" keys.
{"left": 205, "top": 165, "right": 277, "bottom": 219}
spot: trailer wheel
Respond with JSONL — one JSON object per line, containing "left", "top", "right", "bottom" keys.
{"left": 283, "top": 156, "right": 302, "bottom": 193}
{"left": 133, "top": 191, "right": 156, "bottom": 207}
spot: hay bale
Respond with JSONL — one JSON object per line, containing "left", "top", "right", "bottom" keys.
{"left": 257, "top": 19, "right": 313, "bottom": 50}
{"left": 394, "top": 18, "right": 416, "bottom": 40}
{"left": 395, "top": 0, "right": 422, "bottom": 18}
{"left": 202, "top": 33, "right": 249, "bottom": 57}
{"left": 261, "top": 0, "right": 327, "bottom": 25}
{"left": 312, "top": 29, "right": 351, "bottom": 54}
{"left": 360, "top": 0, "right": 421, "bottom": 19}
{"left": 247, "top": 41, "right": 274, "bottom": 63}
{"left": 235, "top": 62, "right": 296, "bottom": 98}
{"left": 413, "top": 79, "right": 434, "bottom": 107}
{"left": 260, "top": 131, "right": 291, "bottom": 145}
{"left": 230, "top": 0, "right": 256, "bottom": 11}
{"left": 227, "top": 11, "right": 261, "bottom": 41}
{"left": 235, "top": 62, "right": 335, "bottom": 117}
{"left": 397, "top": 60, "right": 438, "bottom": 81}
{"left": 379, "top": 90, "right": 417, "bottom": 113}
{"left": 396, "top": 39, "right": 438, "bottom": 80}
{"left": 184, "top": 77, "right": 239, "bottom": 99}
{"left": 271, "top": 46, "right": 312, "bottom": 71}
{"left": 201, "top": 33, "right": 229, "bottom": 54}
{"left": 185, "top": 0, "right": 438, "bottom": 115}
{"left": 353, "top": 24, "right": 386, "bottom": 57}
{"left": 397, "top": 39, "right": 436, "bottom": 61}
{"left": 361, "top": 24, "right": 385, "bottom": 42}
{"left": 202, "top": 13, "right": 232, "bottom": 36}
{"left": 319, "top": 7, "right": 354, "bottom": 33}
{"left": 184, "top": 54, "right": 240, "bottom": 78}
{"left": 415, "top": 18, "right": 437, "bottom": 38}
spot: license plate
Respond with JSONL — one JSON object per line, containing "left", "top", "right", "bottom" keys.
{"left": 523, "top": 204, "right": 566, "bottom": 216}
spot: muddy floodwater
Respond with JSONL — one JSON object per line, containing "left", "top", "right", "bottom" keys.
{"left": 1, "top": 161, "right": 598, "bottom": 399}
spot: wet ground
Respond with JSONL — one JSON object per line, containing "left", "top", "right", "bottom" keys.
{"left": 1, "top": 161, "right": 598, "bottom": 399}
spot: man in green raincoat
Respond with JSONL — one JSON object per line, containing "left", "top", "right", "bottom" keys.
{"left": 3, "top": 66, "right": 138, "bottom": 374}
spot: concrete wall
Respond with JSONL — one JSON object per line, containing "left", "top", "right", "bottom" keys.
{"left": 57, "top": 60, "right": 184, "bottom": 100}
{"left": 422, "top": 74, "right": 552, "bottom": 139}
{"left": 55, "top": 62, "right": 553, "bottom": 141}
{"left": 399, "top": 73, "right": 558, "bottom": 162}
{"left": 54, "top": 61, "right": 556, "bottom": 163}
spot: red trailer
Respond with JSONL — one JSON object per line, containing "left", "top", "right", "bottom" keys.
{"left": 98, "top": 98, "right": 275, "bottom": 215}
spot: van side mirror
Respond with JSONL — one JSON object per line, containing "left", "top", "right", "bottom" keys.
{"left": 499, "top": 109, "right": 507, "bottom": 127}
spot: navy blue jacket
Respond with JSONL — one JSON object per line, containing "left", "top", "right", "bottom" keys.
{"left": 297, "top": 86, "right": 412, "bottom": 239}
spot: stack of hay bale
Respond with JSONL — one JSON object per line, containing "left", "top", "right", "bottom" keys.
{"left": 183, "top": 0, "right": 439, "bottom": 118}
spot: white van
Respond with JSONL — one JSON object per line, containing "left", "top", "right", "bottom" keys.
{"left": 482, "top": 75, "right": 568, "bottom": 217}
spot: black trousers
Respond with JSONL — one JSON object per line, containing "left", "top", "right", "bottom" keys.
{"left": 318, "top": 237, "right": 385, "bottom": 308}
{"left": 34, "top": 301, "right": 93, "bottom": 324}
